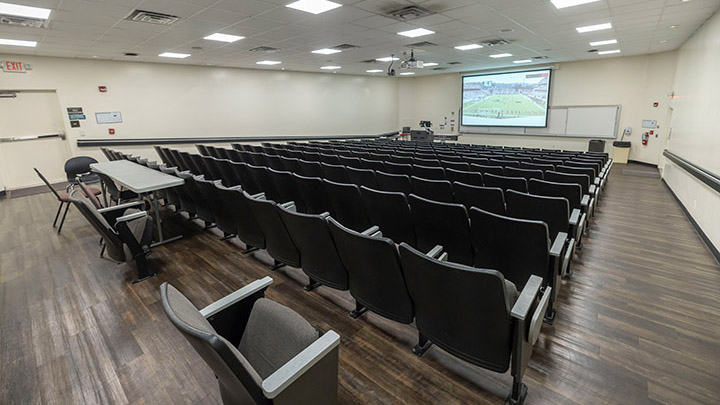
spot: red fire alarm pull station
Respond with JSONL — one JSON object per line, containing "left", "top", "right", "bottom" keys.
{"left": 109, "top": 128, "right": 115, "bottom": 135}
{"left": 653, "top": 102, "right": 659, "bottom": 107}
{"left": 99, "top": 86, "right": 107, "bottom": 92}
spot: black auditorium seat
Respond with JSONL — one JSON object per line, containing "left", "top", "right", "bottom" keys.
{"left": 445, "top": 168, "right": 483, "bottom": 187}
{"left": 195, "top": 176, "right": 235, "bottom": 237}
{"left": 408, "top": 194, "right": 474, "bottom": 266}
{"left": 375, "top": 171, "right": 413, "bottom": 195}
{"left": 545, "top": 170, "right": 596, "bottom": 214}
{"left": 296, "top": 159, "right": 324, "bottom": 178}
{"left": 505, "top": 167, "right": 544, "bottom": 181}
{"left": 412, "top": 165, "right": 445, "bottom": 180}
{"left": 346, "top": 167, "right": 378, "bottom": 189}
{"left": 320, "top": 162, "right": 350, "bottom": 183}
{"left": 214, "top": 184, "right": 266, "bottom": 253}
{"left": 215, "top": 158, "right": 241, "bottom": 187}
{"left": 359, "top": 158, "right": 386, "bottom": 172}
{"left": 398, "top": 242, "right": 550, "bottom": 405}
{"left": 277, "top": 207, "right": 349, "bottom": 291}
{"left": 483, "top": 173, "right": 528, "bottom": 193}
{"left": 383, "top": 162, "right": 413, "bottom": 176}
{"left": 410, "top": 176, "right": 455, "bottom": 203}
{"left": 452, "top": 182, "right": 506, "bottom": 215}
{"left": 528, "top": 179, "right": 587, "bottom": 246}
{"left": 327, "top": 218, "right": 414, "bottom": 323}
{"left": 322, "top": 179, "right": 371, "bottom": 232}
{"left": 246, "top": 164, "right": 282, "bottom": 202}
{"left": 243, "top": 191, "right": 300, "bottom": 270}
{"left": 520, "top": 162, "right": 555, "bottom": 172}
{"left": 470, "top": 163, "right": 504, "bottom": 176}
{"left": 292, "top": 174, "right": 333, "bottom": 215}
{"left": 489, "top": 158, "right": 520, "bottom": 168}
{"left": 268, "top": 168, "right": 306, "bottom": 210}
{"left": 360, "top": 186, "right": 416, "bottom": 245}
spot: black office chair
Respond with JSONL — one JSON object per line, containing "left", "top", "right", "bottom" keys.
{"left": 34, "top": 168, "right": 100, "bottom": 233}
{"left": 327, "top": 218, "right": 415, "bottom": 323}
{"left": 375, "top": 171, "right": 412, "bottom": 195}
{"left": 277, "top": 207, "right": 349, "bottom": 292}
{"left": 161, "top": 278, "right": 340, "bottom": 405}
{"left": 398, "top": 242, "right": 550, "bottom": 405}
{"left": 322, "top": 180, "right": 371, "bottom": 232}
{"left": 410, "top": 176, "right": 455, "bottom": 203}
{"left": 69, "top": 190, "right": 154, "bottom": 282}
{"left": 452, "top": 182, "right": 506, "bottom": 215}
{"left": 360, "top": 186, "right": 416, "bottom": 245}
{"left": 243, "top": 191, "right": 300, "bottom": 270}
{"left": 483, "top": 173, "right": 528, "bottom": 193}
{"left": 64, "top": 156, "right": 100, "bottom": 185}
{"left": 408, "top": 194, "right": 474, "bottom": 266}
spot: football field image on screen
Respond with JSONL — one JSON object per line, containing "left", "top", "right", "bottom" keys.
{"left": 461, "top": 69, "right": 551, "bottom": 127}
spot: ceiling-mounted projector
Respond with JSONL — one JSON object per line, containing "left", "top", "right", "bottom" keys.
{"left": 400, "top": 49, "right": 423, "bottom": 69}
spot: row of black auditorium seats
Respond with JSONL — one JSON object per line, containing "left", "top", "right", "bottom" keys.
{"left": 153, "top": 147, "right": 570, "bottom": 322}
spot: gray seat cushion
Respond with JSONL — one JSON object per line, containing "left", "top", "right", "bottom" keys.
{"left": 504, "top": 279, "right": 519, "bottom": 313}
{"left": 238, "top": 298, "right": 320, "bottom": 379}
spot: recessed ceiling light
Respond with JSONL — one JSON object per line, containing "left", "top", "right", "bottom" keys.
{"left": 376, "top": 56, "right": 399, "bottom": 62}
{"left": 257, "top": 60, "right": 281, "bottom": 65}
{"left": 312, "top": 48, "right": 341, "bottom": 55}
{"left": 159, "top": 52, "right": 190, "bottom": 58}
{"left": 204, "top": 33, "right": 244, "bottom": 43}
{"left": 366, "top": 69, "right": 383, "bottom": 73}
{"left": 597, "top": 49, "right": 620, "bottom": 55}
{"left": 659, "top": 40, "right": 668, "bottom": 43}
{"left": 589, "top": 39, "right": 617, "bottom": 46}
{"left": 0, "top": 2, "right": 51, "bottom": 19}
{"left": 489, "top": 53, "right": 513, "bottom": 58}
{"left": 513, "top": 59, "right": 532, "bottom": 64}
{"left": 320, "top": 65, "right": 341, "bottom": 69}
{"left": 399, "top": 72, "right": 415, "bottom": 75}
{"left": 423, "top": 62, "right": 438, "bottom": 66}
{"left": 0, "top": 38, "right": 37, "bottom": 47}
{"left": 576, "top": 22, "right": 612, "bottom": 33}
{"left": 551, "top": 0, "right": 601, "bottom": 9}
{"left": 454, "top": 44, "right": 483, "bottom": 51}
{"left": 397, "top": 28, "right": 435, "bottom": 38}
{"left": 668, "top": 25, "right": 679, "bottom": 29}
{"left": 286, "top": 0, "right": 341, "bottom": 15}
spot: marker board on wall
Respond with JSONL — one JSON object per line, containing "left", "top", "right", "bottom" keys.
{"left": 461, "top": 105, "right": 620, "bottom": 139}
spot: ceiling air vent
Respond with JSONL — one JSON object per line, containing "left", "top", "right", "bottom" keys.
{"left": 432, "top": 67, "right": 448, "bottom": 71}
{"left": 361, "top": 59, "right": 380, "bottom": 64}
{"left": 406, "top": 41, "right": 436, "bottom": 48}
{"left": 0, "top": 15, "right": 45, "bottom": 28}
{"left": 447, "top": 61, "right": 462, "bottom": 65}
{"left": 387, "top": 6, "right": 435, "bottom": 21}
{"left": 250, "top": 46, "right": 280, "bottom": 53}
{"left": 333, "top": 44, "right": 360, "bottom": 50}
{"left": 480, "top": 38, "right": 511, "bottom": 47}
{"left": 125, "top": 10, "right": 179, "bottom": 26}
{"left": 532, "top": 56, "right": 548, "bottom": 60}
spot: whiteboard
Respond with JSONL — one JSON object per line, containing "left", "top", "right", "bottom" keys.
{"left": 461, "top": 105, "right": 620, "bottom": 139}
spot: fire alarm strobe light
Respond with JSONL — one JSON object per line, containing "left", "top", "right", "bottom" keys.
{"left": 109, "top": 128, "right": 115, "bottom": 135}
{"left": 99, "top": 86, "right": 107, "bottom": 92}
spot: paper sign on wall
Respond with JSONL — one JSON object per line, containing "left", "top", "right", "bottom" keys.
{"left": 67, "top": 107, "right": 86, "bottom": 120}
{"left": 96, "top": 111, "right": 122, "bottom": 124}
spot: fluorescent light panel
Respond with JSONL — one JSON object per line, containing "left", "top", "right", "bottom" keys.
{"left": 513, "top": 59, "right": 532, "bottom": 64}
{"left": 551, "top": 0, "right": 601, "bottom": 9}
{"left": 0, "top": 2, "right": 51, "bottom": 19}
{"left": 0, "top": 38, "right": 36, "bottom": 47}
{"left": 489, "top": 53, "right": 512, "bottom": 58}
{"left": 589, "top": 39, "right": 617, "bottom": 46}
{"left": 312, "top": 48, "right": 341, "bottom": 55}
{"left": 423, "top": 62, "right": 438, "bottom": 66}
{"left": 399, "top": 72, "right": 415, "bottom": 75}
{"left": 257, "top": 60, "right": 281, "bottom": 65}
{"left": 286, "top": 0, "right": 341, "bottom": 14}
{"left": 454, "top": 44, "right": 482, "bottom": 50}
{"left": 159, "top": 52, "right": 190, "bottom": 58}
{"left": 204, "top": 33, "right": 244, "bottom": 43}
{"left": 376, "top": 56, "right": 399, "bottom": 62}
{"left": 366, "top": 69, "right": 383, "bottom": 73}
{"left": 576, "top": 22, "right": 612, "bottom": 33}
{"left": 320, "top": 65, "right": 341, "bottom": 69}
{"left": 598, "top": 49, "right": 620, "bottom": 55}
{"left": 397, "top": 28, "right": 435, "bottom": 38}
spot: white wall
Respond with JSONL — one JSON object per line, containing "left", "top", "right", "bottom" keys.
{"left": 399, "top": 52, "right": 678, "bottom": 163}
{"left": 662, "top": 9, "right": 720, "bottom": 253}
{"left": 0, "top": 55, "right": 399, "bottom": 188}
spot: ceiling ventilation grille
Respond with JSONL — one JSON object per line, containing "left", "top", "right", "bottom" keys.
{"left": 432, "top": 67, "right": 448, "bottom": 71}
{"left": 0, "top": 15, "right": 45, "bottom": 28}
{"left": 447, "top": 61, "right": 462, "bottom": 65}
{"left": 406, "top": 41, "right": 436, "bottom": 48}
{"left": 532, "top": 56, "right": 548, "bottom": 60}
{"left": 480, "top": 38, "right": 511, "bottom": 47}
{"left": 125, "top": 10, "right": 179, "bottom": 25}
{"left": 250, "top": 46, "right": 280, "bottom": 53}
{"left": 333, "top": 44, "right": 360, "bottom": 50}
{"left": 361, "top": 59, "right": 380, "bottom": 64}
{"left": 386, "top": 6, "right": 435, "bottom": 21}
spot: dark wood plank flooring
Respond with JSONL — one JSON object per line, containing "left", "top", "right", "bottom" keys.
{"left": 2, "top": 164, "right": 719, "bottom": 404}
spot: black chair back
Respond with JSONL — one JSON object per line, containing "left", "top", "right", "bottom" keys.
{"left": 410, "top": 176, "right": 454, "bottom": 203}
{"left": 322, "top": 180, "right": 371, "bottom": 232}
{"left": 360, "top": 187, "right": 416, "bottom": 245}
{"left": 375, "top": 171, "right": 412, "bottom": 195}
{"left": 408, "top": 194, "right": 473, "bottom": 266}
{"left": 483, "top": 173, "right": 528, "bottom": 193}
{"left": 452, "top": 182, "right": 505, "bottom": 215}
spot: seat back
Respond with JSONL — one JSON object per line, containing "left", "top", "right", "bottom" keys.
{"left": 327, "top": 218, "right": 414, "bottom": 324}
{"left": 346, "top": 167, "right": 378, "bottom": 189}
{"left": 528, "top": 178, "right": 582, "bottom": 210}
{"left": 398, "top": 243, "right": 512, "bottom": 372}
{"left": 292, "top": 174, "right": 332, "bottom": 215}
{"left": 201, "top": 156, "right": 223, "bottom": 180}
{"left": 504, "top": 167, "right": 544, "bottom": 181}
{"left": 412, "top": 165, "right": 445, "bottom": 180}
{"left": 193, "top": 176, "right": 222, "bottom": 225}
{"left": 268, "top": 168, "right": 306, "bottom": 210}
{"left": 383, "top": 162, "right": 413, "bottom": 176}
{"left": 470, "top": 164, "right": 504, "bottom": 176}
{"left": 278, "top": 208, "right": 349, "bottom": 290}
{"left": 410, "top": 176, "right": 455, "bottom": 203}
{"left": 520, "top": 162, "right": 554, "bottom": 172}
{"left": 445, "top": 169, "right": 483, "bottom": 187}
{"left": 375, "top": 171, "right": 412, "bottom": 195}
{"left": 322, "top": 180, "right": 371, "bottom": 232}
{"left": 483, "top": 173, "right": 528, "bottom": 193}
{"left": 408, "top": 194, "right": 474, "bottom": 266}
{"left": 544, "top": 170, "right": 591, "bottom": 195}
{"left": 556, "top": 165, "right": 596, "bottom": 181}
{"left": 320, "top": 163, "right": 350, "bottom": 183}
{"left": 214, "top": 184, "right": 265, "bottom": 249}
{"left": 243, "top": 192, "right": 300, "bottom": 266}
{"left": 452, "top": 182, "right": 505, "bottom": 215}
{"left": 246, "top": 165, "right": 281, "bottom": 202}
{"left": 505, "top": 190, "right": 569, "bottom": 240}
{"left": 68, "top": 190, "right": 125, "bottom": 261}
{"left": 64, "top": 156, "right": 99, "bottom": 183}
{"left": 297, "top": 160, "right": 324, "bottom": 178}
{"left": 360, "top": 187, "right": 416, "bottom": 245}
{"left": 358, "top": 159, "right": 386, "bottom": 172}
{"left": 469, "top": 208, "right": 549, "bottom": 289}
{"left": 215, "top": 159, "right": 242, "bottom": 187}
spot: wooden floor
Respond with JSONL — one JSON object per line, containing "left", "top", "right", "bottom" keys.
{"left": 2, "top": 164, "right": 719, "bottom": 404}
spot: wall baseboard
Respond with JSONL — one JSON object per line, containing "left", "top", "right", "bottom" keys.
{"left": 662, "top": 179, "right": 720, "bottom": 265}
{"left": 628, "top": 159, "right": 658, "bottom": 168}
{"left": 8, "top": 182, "right": 69, "bottom": 199}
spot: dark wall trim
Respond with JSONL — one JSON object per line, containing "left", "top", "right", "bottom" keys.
{"left": 663, "top": 149, "right": 720, "bottom": 194}
{"left": 628, "top": 159, "right": 658, "bottom": 168}
{"left": 662, "top": 179, "right": 720, "bottom": 265}
{"left": 76, "top": 132, "right": 400, "bottom": 147}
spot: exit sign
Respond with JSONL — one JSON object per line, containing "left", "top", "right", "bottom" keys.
{"left": 2, "top": 61, "right": 31, "bottom": 73}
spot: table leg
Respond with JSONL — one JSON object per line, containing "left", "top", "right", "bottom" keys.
{"left": 150, "top": 190, "right": 182, "bottom": 247}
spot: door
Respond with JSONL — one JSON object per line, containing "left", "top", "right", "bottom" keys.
{"left": 0, "top": 90, "right": 70, "bottom": 190}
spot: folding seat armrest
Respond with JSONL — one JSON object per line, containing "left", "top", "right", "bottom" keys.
{"left": 361, "top": 225, "right": 382, "bottom": 237}
{"left": 550, "top": 232, "right": 567, "bottom": 258}
{"left": 262, "top": 330, "right": 341, "bottom": 399}
{"left": 115, "top": 210, "right": 147, "bottom": 224}
{"left": 569, "top": 209, "right": 581, "bottom": 226}
{"left": 280, "top": 201, "right": 296, "bottom": 211}
{"left": 200, "top": 276, "right": 274, "bottom": 318}
{"left": 229, "top": 185, "right": 242, "bottom": 191}
{"left": 251, "top": 192, "right": 266, "bottom": 200}
{"left": 589, "top": 184, "right": 597, "bottom": 196}
{"left": 581, "top": 194, "right": 590, "bottom": 209}
{"left": 319, "top": 212, "right": 330, "bottom": 218}
{"left": 594, "top": 177, "right": 600, "bottom": 186}
{"left": 425, "top": 245, "right": 444, "bottom": 259}
{"left": 98, "top": 200, "right": 144, "bottom": 214}
{"left": 511, "top": 275, "right": 543, "bottom": 322}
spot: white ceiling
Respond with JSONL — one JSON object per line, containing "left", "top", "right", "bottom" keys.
{"left": 0, "top": 0, "right": 718, "bottom": 76}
